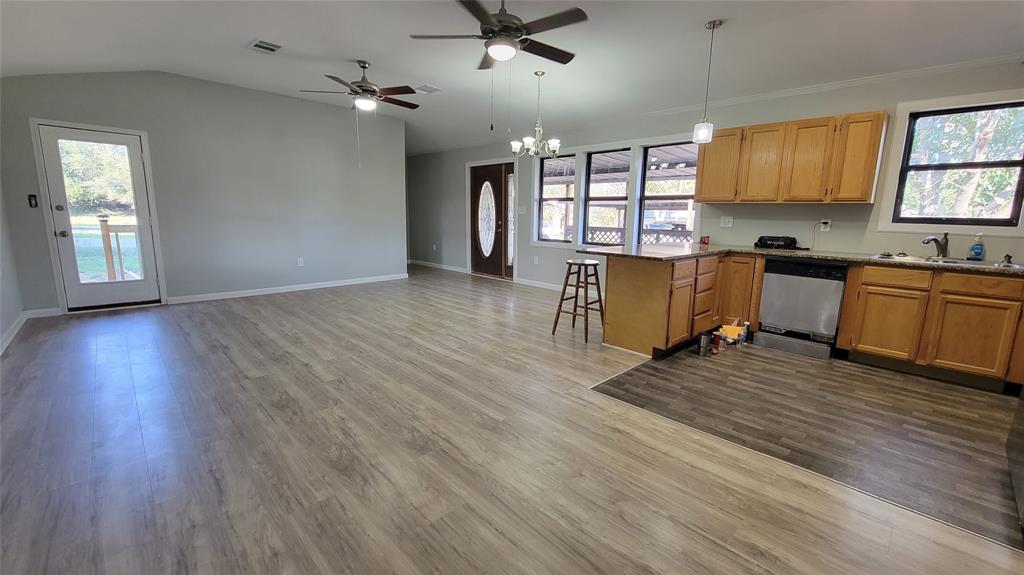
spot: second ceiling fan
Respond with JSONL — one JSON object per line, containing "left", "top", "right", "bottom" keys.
{"left": 411, "top": 0, "right": 587, "bottom": 70}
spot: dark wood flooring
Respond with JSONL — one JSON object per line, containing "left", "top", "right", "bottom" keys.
{"left": 593, "top": 344, "right": 1023, "bottom": 549}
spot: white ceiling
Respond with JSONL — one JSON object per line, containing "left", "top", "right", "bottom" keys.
{"left": 3, "top": 1, "right": 1023, "bottom": 155}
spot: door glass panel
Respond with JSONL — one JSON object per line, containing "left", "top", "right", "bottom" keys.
{"left": 506, "top": 173, "right": 515, "bottom": 266}
{"left": 57, "top": 139, "right": 143, "bottom": 283}
{"left": 477, "top": 181, "right": 496, "bottom": 257}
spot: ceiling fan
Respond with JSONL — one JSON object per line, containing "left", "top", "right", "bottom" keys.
{"left": 300, "top": 60, "right": 419, "bottom": 111}
{"left": 410, "top": 0, "right": 587, "bottom": 69}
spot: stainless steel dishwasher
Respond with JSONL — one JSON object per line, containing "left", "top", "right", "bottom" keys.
{"left": 755, "top": 257, "right": 848, "bottom": 358}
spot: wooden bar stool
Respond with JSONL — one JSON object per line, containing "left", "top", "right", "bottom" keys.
{"left": 552, "top": 259, "right": 605, "bottom": 343}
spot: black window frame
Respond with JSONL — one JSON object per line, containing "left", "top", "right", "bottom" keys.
{"left": 638, "top": 141, "right": 699, "bottom": 239}
{"left": 583, "top": 148, "right": 631, "bottom": 246}
{"left": 536, "top": 154, "right": 577, "bottom": 243}
{"left": 892, "top": 101, "right": 1024, "bottom": 227}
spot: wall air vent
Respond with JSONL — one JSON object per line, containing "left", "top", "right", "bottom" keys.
{"left": 415, "top": 84, "right": 441, "bottom": 95}
{"left": 249, "top": 40, "right": 282, "bottom": 54}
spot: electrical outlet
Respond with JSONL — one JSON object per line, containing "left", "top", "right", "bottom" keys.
{"left": 533, "top": 256, "right": 539, "bottom": 265}
{"left": 297, "top": 257, "right": 304, "bottom": 267}
{"left": 720, "top": 216, "right": 733, "bottom": 228}
{"left": 819, "top": 219, "right": 832, "bottom": 232}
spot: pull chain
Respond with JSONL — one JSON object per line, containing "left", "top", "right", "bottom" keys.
{"left": 489, "top": 67, "right": 494, "bottom": 132}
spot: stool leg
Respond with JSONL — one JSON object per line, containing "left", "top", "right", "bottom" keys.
{"left": 552, "top": 264, "right": 571, "bottom": 335}
{"left": 592, "top": 267, "right": 605, "bottom": 325}
{"left": 583, "top": 273, "right": 590, "bottom": 343}
{"left": 571, "top": 266, "right": 582, "bottom": 328}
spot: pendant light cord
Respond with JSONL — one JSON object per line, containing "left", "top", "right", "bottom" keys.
{"left": 701, "top": 24, "right": 716, "bottom": 123}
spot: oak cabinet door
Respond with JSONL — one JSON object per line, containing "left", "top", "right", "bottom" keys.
{"left": 853, "top": 286, "right": 929, "bottom": 360}
{"left": 695, "top": 128, "right": 743, "bottom": 202}
{"left": 829, "top": 111, "right": 885, "bottom": 202}
{"left": 780, "top": 117, "right": 835, "bottom": 202}
{"left": 667, "top": 280, "right": 695, "bottom": 347}
{"left": 920, "top": 294, "right": 1021, "bottom": 378}
{"left": 737, "top": 124, "right": 786, "bottom": 202}
{"left": 719, "top": 256, "right": 756, "bottom": 325}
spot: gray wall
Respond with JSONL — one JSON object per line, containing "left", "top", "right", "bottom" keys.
{"left": 407, "top": 61, "right": 1024, "bottom": 287}
{"left": 1, "top": 192, "right": 23, "bottom": 338}
{"left": 1, "top": 71, "right": 407, "bottom": 310}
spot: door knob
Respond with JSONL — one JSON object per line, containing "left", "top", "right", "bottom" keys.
{"left": 54, "top": 204, "right": 65, "bottom": 211}
{"left": 58, "top": 230, "right": 70, "bottom": 238}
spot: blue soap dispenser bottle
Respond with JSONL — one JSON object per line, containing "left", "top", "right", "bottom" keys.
{"left": 967, "top": 233, "right": 985, "bottom": 261}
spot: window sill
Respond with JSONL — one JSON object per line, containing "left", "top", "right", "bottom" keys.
{"left": 530, "top": 240, "right": 580, "bottom": 250}
{"left": 877, "top": 220, "right": 1024, "bottom": 237}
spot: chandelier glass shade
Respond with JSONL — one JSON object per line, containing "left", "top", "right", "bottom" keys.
{"left": 511, "top": 71, "right": 561, "bottom": 158}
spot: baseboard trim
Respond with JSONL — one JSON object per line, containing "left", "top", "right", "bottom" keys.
{"left": 166, "top": 273, "right": 409, "bottom": 305}
{"left": 513, "top": 277, "right": 563, "bottom": 291}
{"left": 2, "top": 307, "right": 63, "bottom": 353}
{"left": 407, "top": 260, "right": 469, "bottom": 273}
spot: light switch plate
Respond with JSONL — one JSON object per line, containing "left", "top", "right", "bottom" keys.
{"left": 720, "top": 216, "right": 734, "bottom": 228}
{"left": 517, "top": 207, "right": 527, "bottom": 215}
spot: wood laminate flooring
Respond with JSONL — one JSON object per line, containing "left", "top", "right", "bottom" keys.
{"left": 2, "top": 266, "right": 1023, "bottom": 574}
{"left": 594, "top": 344, "right": 1022, "bottom": 549}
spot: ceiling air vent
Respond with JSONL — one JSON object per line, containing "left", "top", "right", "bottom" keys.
{"left": 415, "top": 84, "right": 441, "bottom": 95}
{"left": 249, "top": 39, "right": 282, "bottom": 54}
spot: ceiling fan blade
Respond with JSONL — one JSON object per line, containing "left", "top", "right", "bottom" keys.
{"left": 457, "top": 0, "right": 498, "bottom": 27}
{"left": 379, "top": 85, "right": 417, "bottom": 96}
{"left": 325, "top": 74, "right": 357, "bottom": 91}
{"left": 478, "top": 52, "right": 495, "bottom": 70}
{"left": 300, "top": 90, "right": 350, "bottom": 94}
{"left": 410, "top": 34, "right": 481, "bottom": 39}
{"left": 521, "top": 7, "right": 588, "bottom": 35}
{"left": 381, "top": 97, "right": 420, "bottom": 110}
{"left": 519, "top": 39, "right": 575, "bottom": 65}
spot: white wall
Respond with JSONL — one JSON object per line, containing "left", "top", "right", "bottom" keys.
{"left": 1, "top": 71, "right": 407, "bottom": 310}
{"left": 406, "top": 60, "right": 1024, "bottom": 287}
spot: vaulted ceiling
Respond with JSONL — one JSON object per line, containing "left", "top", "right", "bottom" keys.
{"left": 3, "top": 1, "right": 1022, "bottom": 155}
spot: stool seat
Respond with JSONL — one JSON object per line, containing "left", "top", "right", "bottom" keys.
{"left": 552, "top": 259, "right": 605, "bottom": 343}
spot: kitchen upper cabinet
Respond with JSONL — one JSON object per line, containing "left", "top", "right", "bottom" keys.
{"left": 694, "top": 110, "right": 885, "bottom": 204}
{"left": 737, "top": 124, "right": 786, "bottom": 202}
{"left": 829, "top": 111, "right": 886, "bottom": 202}
{"left": 719, "top": 256, "right": 757, "bottom": 325}
{"left": 667, "top": 279, "right": 695, "bottom": 347}
{"left": 780, "top": 117, "right": 836, "bottom": 202}
{"left": 694, "top": 128, "right": 742, "bottom": 202}
{"left": 853, "top": 285, "right": 929, "bottom": 360}
{"left": 919, "top": 294, "right": 1021, "bottom": 378}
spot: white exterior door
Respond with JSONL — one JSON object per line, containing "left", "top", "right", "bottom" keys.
{"left": 38, "top": 125, "right": 161, "bottom": 309}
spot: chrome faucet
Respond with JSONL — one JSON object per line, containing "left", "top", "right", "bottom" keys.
{"left": 922, "top": 232, "right": 949, "bottom": 259}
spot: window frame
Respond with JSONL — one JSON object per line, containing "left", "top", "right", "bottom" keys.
{"left": 582, "top": 147, "right": 631, "bottom": 246}
{"left": 891, "top": 100, "right": 1024, "bottom": 227}
{"left": 638, "top": 141, "right": 698, "bottom": 244}
{"left": 536, "top": 154, "right": 577, "bottom": 243}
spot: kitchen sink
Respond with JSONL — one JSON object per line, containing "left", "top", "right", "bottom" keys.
{"left": 873, "top": 253, "right": 1021, "bottom": 269}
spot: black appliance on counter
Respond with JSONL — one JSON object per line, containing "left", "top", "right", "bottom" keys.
{"left": 754, "top": 235, "right": 806, "bottom": 250}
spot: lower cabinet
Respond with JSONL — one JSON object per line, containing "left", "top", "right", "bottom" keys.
{"left": 920, "top": 294, "right": 1022, "bottom": 378}
{"left": 852, "top": 285, "right": 929, "bottom": 360}
{"left": 719, "top": 256, "right": 756, "bottom": 325}
{"left": 666, "top": 279, "right": 695, "bottom": 347}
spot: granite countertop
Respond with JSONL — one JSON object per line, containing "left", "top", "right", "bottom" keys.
{"left": 577, "top": 244, "right": 1024, "bottom": 277}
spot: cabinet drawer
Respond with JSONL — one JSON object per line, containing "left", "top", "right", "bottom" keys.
{"left": 694, "top": 290, "right": 715, "bottom": 315}
{"left": 672, "top": 260, "right": 697, "bottom": 281}
{"left": 938, "top": 273, "right": 1024, "bottom": 300}
{"left": 861, "top": 266, "right": 931, "bottom": 290}
{"left": 692, "top": 310, "right": 716, "bottom": 334}
{"left": 696, "top": 256, "right": 719, "bottom": 275}
{"left": 695, "top": 272, "right": 716, "bottom": 294}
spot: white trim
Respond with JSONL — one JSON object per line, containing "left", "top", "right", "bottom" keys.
{"left": 876, "top": 88, "right": 1024, "bottom": 237}
{"left": 513, "top": 277, "right": 563, "bottom": 292}
{"left": 408, "top": 259, "right": 468, "bottom": 273}
{"left": 166, "top": 273, "right": 408, "bottom": 305}
{"left": 28, "top": 117, "right": 170, "bottom": 311}
{"left": 2, "top": 307, "right": 63, "bottom": 353}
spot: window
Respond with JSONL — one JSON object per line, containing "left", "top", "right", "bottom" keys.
{"left": 537, "top": 155, "right": 576, "bottom": 242}
{"left": 893, "top": 101, "right": 1024, "bottom": 226}
{"left": 639, "top": 142, "right": 699, "bottom": 244}
{"left": 583, "top": 149, "right": 631, "bottom": 245}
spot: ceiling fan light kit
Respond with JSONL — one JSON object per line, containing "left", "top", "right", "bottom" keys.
{"left": 485, "top": 37, "right": 518, "bottom": 61}
{"left": 511, "top": 71, "right": 561, "bottom": 158}
{"left": 693, "top": 19, "right": 723, "bottom": 144}
{"left": 300, "top": 60, "right": 420, "bottom": 112}
{"left": 353, "top": 96, "right": 378, "bottom": 111}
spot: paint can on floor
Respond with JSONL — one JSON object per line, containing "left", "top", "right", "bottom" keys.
{"left": 698, "top": 333, "right": 711, "bottom": 356}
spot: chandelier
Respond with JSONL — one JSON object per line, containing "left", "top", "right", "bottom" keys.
{"left": 511, "top": 71, "right": 561, "bottom": 158}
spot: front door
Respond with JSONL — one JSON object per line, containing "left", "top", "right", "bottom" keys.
{"left": 470, "top": 163, "right": 514, "bottom": 279}
{"left": 38, "top": 125, "right": 162, "bottom": 310}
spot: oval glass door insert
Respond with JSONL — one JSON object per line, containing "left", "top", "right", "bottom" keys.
{"left": 478, "top": 181, "right": 496, "bottom": 257}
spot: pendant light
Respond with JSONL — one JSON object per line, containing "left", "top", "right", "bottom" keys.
{"left": 511, "top": 71, "right": 561, "bottom": 158}
{"left": 694, "top": 19, "right": 723, "bottom": 144}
